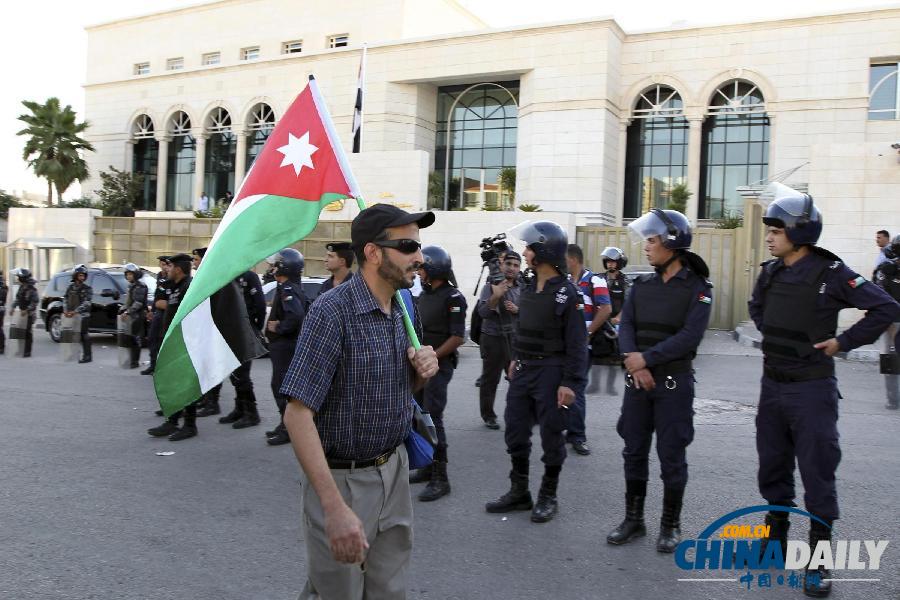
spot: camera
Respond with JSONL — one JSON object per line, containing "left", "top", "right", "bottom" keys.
{"left": 479, "top": 233, "right": 512, "bottom": 285}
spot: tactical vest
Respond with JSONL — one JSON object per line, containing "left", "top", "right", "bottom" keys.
{"left": 876, "top": 262, "right": 900, "bottom": 301}
{"left": 606, "top": 276, "right": 628, "bottom": 318}
{"left": 126, "top": 282, "right": 148, "bottom": 314}
{"left": 513, "top": 280, "right": 567, "bottom": 357}
{"left": 631, "top": 274, "right": 695, "bottom": 359}
{"left": 419, "top": 285, "right": 454, "bottom": 349}
{"left": 66, "top": 285, "right": 83, "bottom": 312}
{"left": 761, "top": 259, "right": 837, "bottom": 360}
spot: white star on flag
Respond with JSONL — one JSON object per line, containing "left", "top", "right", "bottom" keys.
{"left": 276, "top": 131, "right": 318, "bottom": 176}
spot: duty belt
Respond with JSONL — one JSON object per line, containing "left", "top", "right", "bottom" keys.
{"left": 764, "top": 364, "right": 834, "bottom": 383}
{"left": 326, "top": 447, "right": 396, "bottom": 470}
{"left": 649, "top": 359, "right": 693, "bottom": 377}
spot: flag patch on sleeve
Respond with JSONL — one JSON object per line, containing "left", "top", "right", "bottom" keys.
{"left": 848, "top": 276, "right": 866, "bottom": 288}
{"left": 698, "top": 294, "right": 712, "bottom": 304}
{"left": 449, "top": 306, "right": 461, "bottom": 313}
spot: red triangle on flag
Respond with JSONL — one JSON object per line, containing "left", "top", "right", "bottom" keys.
{"left": 234, "top": 84, "right": 354, "bottom": 204}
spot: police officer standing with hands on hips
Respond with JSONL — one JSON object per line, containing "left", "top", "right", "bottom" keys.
{"left": 142, "top": 256, "right": 171, "bottom": 375}
{"left": 410, "top": 245, "right": 467, "bottom": 502}
{"left": 873, "top": 234, "right": 900, "bottom": 409}
{"left": 64, "top": 264, "right": 94, "bottom": 364}
{"left": 10, "top": 269, "right": 39, "bottom": 357}
{"left": 265, "top": 248, "right": 309, "bottom": 446}
{"left": 320, "top": 241, "right": 354, "bottom": 293}
{"left": 746, "top": 184, "right": 900, "bottom": 597}
{"left": 0, "top": 269, "right": 7, "bottom": 355}
{"left": 486, "top": 221, "right": 587, "bottom": 524}
{"left": 607, "top": 209, "right": 712, "bottom": 554}
{"left": 147, "top": 253, "right": 200, "bottom": 442}
{"left": 118, "top": 263, "right": 148, "bottom": 368}
{"left": 477, "top": 251, "right": 522, "bottom": 429}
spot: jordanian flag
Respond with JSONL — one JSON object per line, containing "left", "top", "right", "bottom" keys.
{"left": 154, "top": 77, "right": 360, "bottom": 416}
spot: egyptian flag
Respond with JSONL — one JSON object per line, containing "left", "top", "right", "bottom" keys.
{"left": 351, "top": 45, "right": 366, "bottom": 153}
{"left": 154, "top": 77, "right": 361, "bottom": 416}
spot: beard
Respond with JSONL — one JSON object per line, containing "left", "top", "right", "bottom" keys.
{"left": 378, "top": 255, "right": 415, "bottom": 290}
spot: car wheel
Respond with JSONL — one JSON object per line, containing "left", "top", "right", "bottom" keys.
{"left": 49, "top": 313, "right": 62, "bottom": 343}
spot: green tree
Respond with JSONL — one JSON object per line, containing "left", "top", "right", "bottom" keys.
{"left": 96, "top": 166, "right": 142, "bottom": 217}
{"left": 667, "top": 182, "right": 691, "bottom": 213}
{"left": 498, "top": 166, "right": 516, "bottom": 207}
{"left": 16, "top": 97, "right": 94, "bottom": 206}
{"left": 0, "top": 190, "right": 23, "bottom": 219}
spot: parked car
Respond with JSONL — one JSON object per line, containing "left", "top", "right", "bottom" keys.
{"left": 40, "top": 266, "right": 157, "bottom": 342}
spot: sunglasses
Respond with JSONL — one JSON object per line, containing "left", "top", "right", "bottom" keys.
{"left": 374, "top": 239, "right": 422, "bottom": 254}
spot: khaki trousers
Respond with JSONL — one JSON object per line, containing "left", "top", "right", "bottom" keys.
{"left": 298, "top": 446, "right": 413, "bottom": 600}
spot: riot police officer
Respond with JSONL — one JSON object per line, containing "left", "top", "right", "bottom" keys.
{"left": 142, "top": 256, "right": 171, "bottom": 375}
{"left": 64, "top": 264, "right": 94, "bottom": 364}
{"left": 147, "top": 254, "right": 199, "bottom": 441}
{"left": 119, "top": 263, "right": 148, "bottom": 368}
{"left": 874, "top": 234, "right": 900, "bottom": 409}
{"left": 265, "top": 248, "right": 308, "bottom": 446}
{"left": 589, "top": 247, "right": 630, "bottom": 396}
{"left": 10, "top": 268, "right": 38, "bottom": 357}
{"left": 410, "top": 245, "right": 467, "bottom": 502}
{"left": 746, "top": 184, "right": 900, "bottom": 597}
{"left": 485, "top": 221, "right": 587, "bottom": 524}
{"left": 320, "top": 241, "right": 354, "bottom": 293}
{"left": 607, "top": 209, "right": 712, "bottom": 554}
{"left": 0, "top": 269, "right": 7, "bottom": 354}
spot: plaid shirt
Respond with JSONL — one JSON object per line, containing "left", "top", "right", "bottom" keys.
{"left": 280, "top": 273, "right": 418, "bottom": 461}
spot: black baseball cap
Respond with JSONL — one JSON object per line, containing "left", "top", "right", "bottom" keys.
{"left": 168, "top": 253, "right": 193, "bottom": 264}
{"left": 192, "top": 247, "right": 207, "bottom": 258}
{"left": 351, "top": 204, "right": 435, "bottom": 250}
{"left": 157, "top": 255, "right": 171, "bottom": 262}
{"left": 325, "top": 241, "right": 352, "bottom": 252}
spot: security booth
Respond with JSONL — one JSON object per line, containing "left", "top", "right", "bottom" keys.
{"left": 4, "top": 237, "right": 77, "bottom": 289}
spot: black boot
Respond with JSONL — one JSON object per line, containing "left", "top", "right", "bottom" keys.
{"left": 196, "top": 388, "right": 221, "bottom": 417}
{"left": 266, "top": 423, "right": 290, "bottom": 445}
{"left": 486, "top": 459, "right": 533, "bottom": 513}
{"left": 656, "top": 487, "right": 684, "bottom": 553}
{"left": 760, "top": 510, "right": 790, "bottom": 560}
{"left": 148, "top": 419, "right": 178, "bottom": 437}
{"left": 130, "top": 345, "right": 141, "bottom": 369}
{"left": 804, "top": 520, "right": 833, "bottom": 598}
{"left": 419, "top": 461, "right": 451, "bottom": 502}
{"left": 219, "top": 394, "right": 244, "bottom": 424}
{"left": 169, "top": 411, "right": 197, "bottom": 441}
{"left": 530, "top": 468, "right": 560, "bottom": 523}
{"left": 141, "top": 364, "right": 155, "bottom": 375}
{"left": 232, "top": 391, "right": 260, "bottom": 428}
{"left": 409, "top": 464, "right": 433, "bottom": 484}
{"left": 607, "top": 480, "right": 647, "bottom": 545}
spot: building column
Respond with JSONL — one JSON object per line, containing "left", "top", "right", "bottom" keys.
{"left": 192, "top": 133, "right": 208, "bottom": 211}
{"left": 234, "top": 129, "right": 248, "bottom": 188}
{"left": 124, "top": 139, "right": 136, "bottom": 172}
{"left": 154, "top": 135, "right": 170, "bottom": 212}
{"left": 686, "top": 116, "right": 704, "bottom": 223}
{"left": 614, "top": 118, "right": 630, "bottom": 225}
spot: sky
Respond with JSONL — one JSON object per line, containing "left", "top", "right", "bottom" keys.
{"left": 1, "top": 0, "right": 897, "bottom": 200}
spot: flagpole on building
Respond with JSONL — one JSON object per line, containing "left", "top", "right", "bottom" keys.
{"left": 310, "top": 75, "right": 422, "bottom": 350}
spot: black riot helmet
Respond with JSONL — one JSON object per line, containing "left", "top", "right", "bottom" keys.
{"left": 761, "top": 183, "right": 822, "bottom": 246}
{"left": 124, "top": 263, "right": 142, "bottom": 280}
{"left": 16, "top": 268, "right": 32, "bottom": 283}
{"left": 421, "top": 246, "right": 452, "bottom": 280}
{"left": 600, "top": 246, "right": 628, "bottom": 271}
{"left": 629, "top": 209, "right": 693, "bottom": 250}
{"left": 512, "top": 221, "right": 569, "bottom": 273}
{"left": 274, "top": 248, "right": 304, "bottom": 279}
{"left": 72, "top": 264, "right": 89, "bottom": 281}
{"left": 885, "top": 234, "right": 900, "bottom": 260}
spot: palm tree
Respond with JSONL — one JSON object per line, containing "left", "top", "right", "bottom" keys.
{"left": 17, "top": 98, "right": 94, "bottom": 206}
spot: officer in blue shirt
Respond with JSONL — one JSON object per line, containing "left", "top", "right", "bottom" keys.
{"left": 485, "top": 221, "right": 587, "bottom": 524}
{"left": 265, "top": 248, "right": 309, "bottom": 446}
{"left": 745, "top": 184, "right": 900, "bottom": 597}
{"left": 607, "top": 209, "right": 712, "bottom": 554}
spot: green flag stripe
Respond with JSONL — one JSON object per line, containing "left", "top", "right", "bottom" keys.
{"left": 155, "top": 325, "right": 202, "bottom": 416}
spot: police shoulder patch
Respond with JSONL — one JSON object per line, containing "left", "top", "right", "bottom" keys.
{"left": 449, "top": 306, "right": 461, "bottom": 313}
{"left": 698, "top": 293, "right": 712, "bottom": 304}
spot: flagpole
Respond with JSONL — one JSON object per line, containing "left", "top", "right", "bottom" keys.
{"left": 308, "top": 75, "right": 422, "bottom": 351}
{"left": 358, "top": 44, "right": 366, "bottom": 152}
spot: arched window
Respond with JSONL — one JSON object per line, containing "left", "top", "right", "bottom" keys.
{"left": 166, "top": 111, "right": 195, "bottom": 211}
{"left": 434, "top": 82, "right": 518, "bottom": 210}
{"left": 623, "top": 85, "right": 688, "bottom": 218}
{"left": 246, "top": 103, "right": 276, "bottom": 169}
{"left": 131, "top": 115, "right": 157, "bottom": 211}
{"left": 204, "top": 107, "right": 236, "bottom": 204}
{"left": 699, "top": 80, "right": 769, "bottom": 219}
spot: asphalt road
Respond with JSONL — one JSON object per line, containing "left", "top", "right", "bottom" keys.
{"left": 0, "top": 330, "right": 897, "bottom": 600}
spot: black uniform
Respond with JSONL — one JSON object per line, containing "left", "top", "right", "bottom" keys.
{"left": 266, "top": 278, "right": 308, "bottom": 420}
{"left": 64, "top": 280, "right": 93, "bottom": 361}
{"left": 162, "top": 275, "right": 195, "bottom": 424}
{"left": 11, "top": 279, "right": 39, "bottom": 356}
{"left": 505, "top": 275, "right": 587, "bottom": 468}
{"left": 749, "top": 250, "right": 900, "bottom": 522}
{"left": 120, "top": 278, "right": 148, "bottom": 366}
{"left": 147, "top": 272, "right": 171, "bottom": 371}
{"left": 415, "top": 282, "right": 467, "bottom": 463}
{"left": 0, "top": 277, "right": 7, "bottom": 354}
{"left": 319, "top": 271, "right": 353, "bottom": 294}
{"left": 874, "top": 258, "right": 900, "bottom": 407}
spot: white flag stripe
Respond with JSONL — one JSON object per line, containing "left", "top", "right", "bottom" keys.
{"left": 181, "top": 297, "right": 241, "bottom": 393}
{"left": 207, "top": 193, "right": 266, "bottom": 252}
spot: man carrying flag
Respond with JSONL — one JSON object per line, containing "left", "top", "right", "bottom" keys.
{"left": 282, "top": 204, "right": 438, "bottom": 599}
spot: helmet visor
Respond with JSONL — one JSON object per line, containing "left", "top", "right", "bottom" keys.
{"left": 628, "top": 211, "right": 670, "bottom": 245}
{"left": 760, "top": 182, "right": 809, "bottom": 216}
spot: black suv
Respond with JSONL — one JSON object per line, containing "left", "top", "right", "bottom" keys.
{"left": 40, "top": 266, "right": 156, "bottom": 342}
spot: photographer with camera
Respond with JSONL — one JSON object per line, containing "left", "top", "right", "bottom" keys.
{"left": 476, "top": 236, "right": 522, "bottom": 430}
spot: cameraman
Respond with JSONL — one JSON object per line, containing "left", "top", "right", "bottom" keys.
{"left": 477, "top": 250, "right": 522, "bottom": 430}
